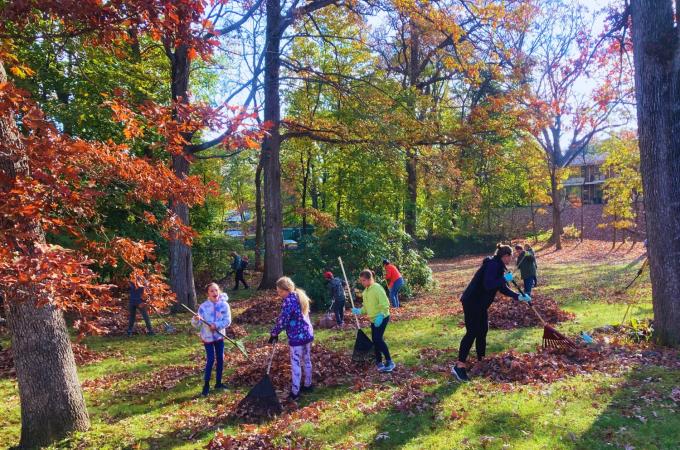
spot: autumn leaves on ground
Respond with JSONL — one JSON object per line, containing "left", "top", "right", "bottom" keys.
{"left": 1, "top": 240, "right": 679, "bottom": 449}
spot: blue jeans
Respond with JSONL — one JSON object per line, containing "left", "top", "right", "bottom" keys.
{"left": 523, "top": 276, "right": 537, "bottom": 295}
{"left": 389, "top": 277, "right": 404, "bottom": 308}
{"left": 203, "top": 340, "right": 224, "bottom": 385}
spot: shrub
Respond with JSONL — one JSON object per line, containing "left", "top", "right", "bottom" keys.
{"left": 417, "top": 233, "right": 506, "bottom": 258}
{"left": 284, "top": 217, "right": 434, "bottom": 310}
{"left": 192, "top": 233, "right": 244, "bottom": 289}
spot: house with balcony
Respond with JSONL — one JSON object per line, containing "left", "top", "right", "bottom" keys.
{"left": 562, "top": 151, "right": 608, "bottom": 204}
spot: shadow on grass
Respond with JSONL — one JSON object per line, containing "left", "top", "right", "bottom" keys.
{"left": 576, "top": 365, "right": 680, "bottom": 450}
{"left": 369, "top": 380, "right": 462, "bottom": 449}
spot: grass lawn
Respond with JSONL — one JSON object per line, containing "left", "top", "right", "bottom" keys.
{"left": 1, "top": 240, "right": 678, "bottom": 449}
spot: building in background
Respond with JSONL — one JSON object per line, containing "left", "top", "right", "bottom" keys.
{"left": 562, "top": 151, "right": 608, "bottom": 204}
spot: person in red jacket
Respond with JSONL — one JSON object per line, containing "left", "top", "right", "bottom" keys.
{"left": 383, "top": 259, "right": 404, "bottom": 308}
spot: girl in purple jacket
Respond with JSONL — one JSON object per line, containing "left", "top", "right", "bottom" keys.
{"left": 269, "top": 277, "right": 314, "bottom": 400}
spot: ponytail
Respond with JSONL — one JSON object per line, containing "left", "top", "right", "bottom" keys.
{"left": 495, "top": 243, "right": 513, "bottom": 258}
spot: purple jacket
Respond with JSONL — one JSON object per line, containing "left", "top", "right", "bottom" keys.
{"left": 270, "top": 292, "right": 314, "bottom": 347}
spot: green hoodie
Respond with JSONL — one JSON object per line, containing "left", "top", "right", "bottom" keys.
{"left": 359, "top": 283, "right": 390, "bottom": 322}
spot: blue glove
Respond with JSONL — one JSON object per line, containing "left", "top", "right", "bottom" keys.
{"left": 374, "top": 313, "right": 384, "bottom": 327}
{"left": 580, "top": 331, "right": 594, "bottom": 344}
{"left": 352, "top": 307, "right": 362, "bottom": 315}
{"left": 518, "top": 293, "right": 531, "bottom": 303}
{"left": 504, "top": 272, "right": 513, "bottom": 282}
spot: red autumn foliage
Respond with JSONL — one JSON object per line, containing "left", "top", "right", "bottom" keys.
{"left": 487, "top": 295, "right": 575, "bottom": 330}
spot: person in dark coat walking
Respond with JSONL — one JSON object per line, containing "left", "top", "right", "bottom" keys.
{"left": 451, "top": 244, "right": 530, "bottom": 382}
{"left": 515, "top": 244, "right": 538, "bottom": 295}
{"left": 127, "top": 282, "right": 155, "bottom": 337}
{"left": 324, "top": 271, "right": 346, "bottom": 326}
{"left": 231, "top": 252, "right": 249, "bottom": 290}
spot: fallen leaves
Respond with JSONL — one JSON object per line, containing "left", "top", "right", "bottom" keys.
{"left": 391, "top": 377, "right": 438, "bottom": 414}
{"left": 1, "top": 343, "right": 105, "bottom": 378}
{"left": 233, "top": 292, "right": 281, "bottom": 325}
{"left": 125, "top": 364, "right": 201, "bottom": 396}
{"left": 487, "top": 295, "right": 575, "bottom": 330}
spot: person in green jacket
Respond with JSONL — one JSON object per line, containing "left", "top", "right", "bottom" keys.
{"left": 352, "top": 269, "right": 395, "bottom": 373}
{"left": 514, "top": 244, "right": 537, "bottom": 295}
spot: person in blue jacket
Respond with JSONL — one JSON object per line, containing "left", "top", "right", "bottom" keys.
{"left": 127, "top": 282, "right": 154, "bottom": 337}
{"left": 191, "top": 283, "right": 231, "bottom": 396}
{"left": 451, "top": 244, "right": 531, "bottom": 382}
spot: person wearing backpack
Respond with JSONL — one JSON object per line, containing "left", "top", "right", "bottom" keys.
{"left": 514, "top": 244, "right": 537, "bottom": 295}
{"left": 231, "top": 252, "right": 249, "bottom": 290}
{"left": 324, "top": 271, "right": 346, "bottom": 326}
{"left": 451, "top": 244, "right": 531, "bottom": 382}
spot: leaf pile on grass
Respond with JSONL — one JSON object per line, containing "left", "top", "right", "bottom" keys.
{"left": 487, "top": 295, "right": 575, "bottom": 330}
{"left": 81, "top": 372, "right": 130, "bottom": 392}
{"left": 225, "top": 324, "right": 249, "bottom": 339}
{"left": 469, "top": 347, "right": 615, "bottom": 384}
{"left": 208, "top": 430, "right": 311, "bottom": 450}
{"left": 233, "top": 292, "right": 280, "bottom": 325}
{"left": 1, "top": 343, "right": 105, "bottom": 378}
{"left": 226, "top": 342, "right": 369, "bottom": 389}
{"left": 391, "top": 377, "right": 438, "bottom": 414}
{"left": 125, "top": 364, "right": 201, "bottom": 396}
{"left": 387, "top": 293, "right": 463, "bottom": 322}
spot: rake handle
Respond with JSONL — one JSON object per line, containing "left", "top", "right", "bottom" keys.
{"left": 510, "top": 279, "right": 547, "bottom": 326}
{"left": 338, "top": 257, "right": 361, "bottom": 330}
{"left": 179, "top": 302, "right": 247, "bottom": 358}
{"left": 266, "top": 342, "right": 277, "bottom": 375}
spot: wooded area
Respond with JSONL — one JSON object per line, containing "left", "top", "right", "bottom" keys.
{"left": 0, "top": 0, "right": 678, "bottom": 448}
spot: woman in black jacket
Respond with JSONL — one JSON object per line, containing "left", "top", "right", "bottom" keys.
{"left": 451, "top": 244, "right": 531, "bottom": 382}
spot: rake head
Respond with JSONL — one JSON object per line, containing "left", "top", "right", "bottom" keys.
{"left": 542, "top": 324, "right": 577, "bottom": 349}
{"left": 352, "top": 329, "right": 374, "bottom": 362}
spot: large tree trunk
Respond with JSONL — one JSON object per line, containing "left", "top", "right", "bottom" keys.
{"left": 549, "top": 168, "right": 563, "bottom": 249}
{"left": 405, "top": 147, "right": 418, "bottom": 237}
{"left": 0, "top": 61, "right": 90, "bottom": 448}
{"left": 255, "top": 156, "right": 264, "bottom": 271}
{"left": 168, "top": 44, "right": 197, "bottom": 309}
{"left": 630, "top": 0, "right": 680, "bottom": 346}
{"left": 259, "top": 0, "right": 284, "bottom": 289}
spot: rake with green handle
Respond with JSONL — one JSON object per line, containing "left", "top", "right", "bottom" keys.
{"left": 179, "top": 303, "right": 249, "bottom": 358}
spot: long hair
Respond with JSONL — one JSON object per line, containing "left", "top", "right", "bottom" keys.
{"left": 276, "top": 276, "right": 311, "bottom": 316}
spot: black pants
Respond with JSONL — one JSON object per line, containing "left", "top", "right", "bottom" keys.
{"left": 333, "top": 300, "right": 345, "bottom": 325}
{"left": 233, "top": 269, "right": 249, "bottom": 289}
{"left": 458, "top": 302, "right": 489, "bottom": 363}
{"left": 371, "top": 315, "right": 391, "bottom": 364}
{"left": 128, "top": 303, "right": 153, "bottom": 333}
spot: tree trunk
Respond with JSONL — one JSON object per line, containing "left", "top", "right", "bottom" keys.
{"left": 630, "top": 0, "right": 680, "bottom": 346}
{"left": 405, "top": 147, "right": 417, "bottom": 237}
{"left": 301, "top": 149, "right": 311, "bottom": 235}
{"left": 0, "top": 61, "right": 90, "bottom": 448}
{"left": 255, "top": 156, "right": 264, "bottom": 271}
{"left": 168, "top": 44, "right": 197, "bottom": 310}
{"left": 549, "top": 169, "right": 562, "bottom": 249}
{"left": 259, "top": 0, "right": 284, "bottom": 289}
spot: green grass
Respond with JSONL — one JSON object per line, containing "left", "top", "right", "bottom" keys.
{"left": 1, "top": 252, "right": 678, "bottom": 449}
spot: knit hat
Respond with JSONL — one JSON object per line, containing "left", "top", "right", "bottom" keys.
{"left": 323, "top": 271, "right": 333, "bottom": 279}
{"left": 382, "top": 259, "right": 390, "bottom": 265}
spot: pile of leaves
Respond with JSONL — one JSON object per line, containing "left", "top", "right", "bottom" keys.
{"left": 226, "top": 324, "right": 249, "bottom": 339}
{"left": 227, "top": 342, "right": 369, "bottom": 389}
{"left": 125, "top": 364, "right": 201, "bottom": 396}
{"left": 234, "top": 293, "right": 281, "bottom": 325}
{"left": 469, "top": 347, "right": 615, "bottom": 384}
{"left": 592, "top": 319, "right": 654, "bottom": 345}
{"left": 487, "top": 295, "right": 575, "bottom": 329}
{"left": 208, "top": 430, "right": 311, "bottom": 450}
{"left": 1, "top": 343, "right": 105, "bottom": 378}
{"left": 391, "top": 377, "right": 438, "bottom": 414}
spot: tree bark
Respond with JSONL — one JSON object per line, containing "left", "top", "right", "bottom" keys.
{"left": 168, "top": 44, "right": 197, "bottom": 310}
{"left": 630, "top": 0, "right": 680, "bottom": 346}
{"left": 0, "top": 61, "right": 90, "bottom": 448}
{"left": 405, "top": 147, "right": 418, "bottom": 237}
{"left": 549, "top": 168, "right": 562, "bottom": 249}
{"left": 259, "top": 0, "right": 284, "bottom": 289}
{"left": 255, "top": 155, "right": 264, "bottom": 271}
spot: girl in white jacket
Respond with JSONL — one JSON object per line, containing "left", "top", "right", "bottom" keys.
{"left": 191, "top": 283, "right": 231, "bottom": 396}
